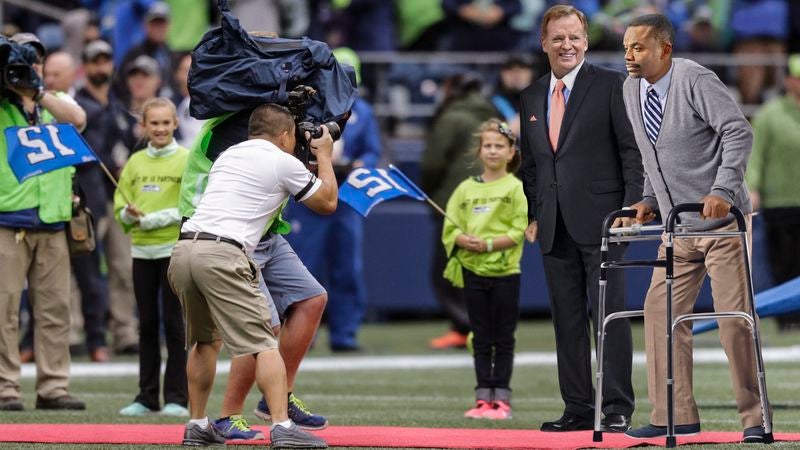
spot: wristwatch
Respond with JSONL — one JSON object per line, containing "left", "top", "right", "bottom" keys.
{"left": 32, "top": 88, "right": 45, "bottom": 103}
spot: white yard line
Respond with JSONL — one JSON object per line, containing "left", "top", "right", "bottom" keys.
{"left": 20, "top": 346, "right": 800, "bottom": 379}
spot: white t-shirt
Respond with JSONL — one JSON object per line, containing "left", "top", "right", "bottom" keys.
{"left": 182, "top": 138, "right": 321, "bottom": 254}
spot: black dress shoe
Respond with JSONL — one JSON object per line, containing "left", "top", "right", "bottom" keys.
{"left": 601, "top": 413, "right": 632, "bottom": 432}
{"left": 540, "top": 413, "right": 594, "bottom": 432}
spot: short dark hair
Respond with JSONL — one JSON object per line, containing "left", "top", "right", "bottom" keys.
{"left": 541, "top": 5, "right": 588, "bottom": 38}
{"left": 629, "top": 14, "right": 675, "bottom": 45}
{"left": 248, "top": 103, "right": 295, "bottom": 139}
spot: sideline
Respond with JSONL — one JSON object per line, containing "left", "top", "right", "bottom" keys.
{"left": 20, "top": 346, "right": 800, "bottom": 379}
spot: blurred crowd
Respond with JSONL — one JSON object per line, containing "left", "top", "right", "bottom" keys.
{"left": 3, "top": 0, "right": 799, "bottom": 362}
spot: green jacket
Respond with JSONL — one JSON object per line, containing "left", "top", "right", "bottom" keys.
{"left": 0, "top": 99, "right": 74, "bottom": 224}
{"left": 421, "top": 92, "right": 498, "bottom": 207}
{"left": 746, "top": 95, "right": 800, "bottom": 208}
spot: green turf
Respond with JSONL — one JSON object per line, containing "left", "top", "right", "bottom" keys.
{"left": 2, "top": 319, "right": 798, "bottom": 449}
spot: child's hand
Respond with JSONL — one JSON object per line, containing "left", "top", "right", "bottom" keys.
{"left": 456, "top": 234, "right": 488, "bottom": 252}
{"left": 125, "top": 204, "right": 144, "bottom": 220}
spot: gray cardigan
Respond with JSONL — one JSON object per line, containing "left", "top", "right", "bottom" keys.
{"left": 622, "top": 58, "right": 752, "bottom": 231}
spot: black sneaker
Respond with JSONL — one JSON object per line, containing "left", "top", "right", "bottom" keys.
{"left": 269, "top": 423, "right": 327, "bottom": 449}
{"left": 182, "top": 421, "right": 227, "bottom": 447}
{"left": 625, "top": 422, "right": 700, "bottom": 439}
{"left": 743, "top": 425, "right": 768, "bottom": 443}
{"left": 35, "top": 395, "right": 85, "bottom": 410}
{"left": 0, "top": 397, "right": 23, "bottom": 411}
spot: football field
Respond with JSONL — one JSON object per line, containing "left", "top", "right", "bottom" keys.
{"left": 2, "top": 320, "right": 799, "bottom": 449}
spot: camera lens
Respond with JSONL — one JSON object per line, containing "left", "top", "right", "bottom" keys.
{"left": 323, "top": 121, "right": 341, "bottom": 141}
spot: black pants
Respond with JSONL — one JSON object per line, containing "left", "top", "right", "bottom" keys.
{"left": 541, "top": 209, "right": 634, "bottom": 418}
{"left": 463, "top": 269, "right": 520, "bottom": 393}
{"left": 431, "top": 220, "right": 470, "bottom": 334}
{"left": 21, "top": 248, "right": 109, "bottom": 352}
{"left": 132, "top": 257, "right": 187, "bottom": 409}
{"left": 763, "top": 208, "right": 800, "bottom": 328}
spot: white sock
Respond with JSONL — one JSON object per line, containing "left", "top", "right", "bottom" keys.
{"left": 189, "top": 417, "right": 209, "bottom": 428}
{"left": 271, "top": 419, "right": 293, "bottom": 430}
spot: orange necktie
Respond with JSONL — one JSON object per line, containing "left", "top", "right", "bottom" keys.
{"left": 549, "top": 79, "right": 565, "bottom": 152}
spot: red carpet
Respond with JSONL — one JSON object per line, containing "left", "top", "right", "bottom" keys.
{"left": 0, "top": 424, "right": 798, "bottom": 448}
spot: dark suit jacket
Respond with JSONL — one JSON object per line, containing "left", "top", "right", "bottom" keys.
{"left": 520, "top": 62, "right": 643, "bottom": 254}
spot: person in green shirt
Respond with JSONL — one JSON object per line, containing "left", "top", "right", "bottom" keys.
{"left": 746, "top": 54, "right": 800, "bottom": 330}
{"left": 442, "top": 119, "right": 527, "bottom": 421}
{"left": 114, "top": 98, "right": 189, "bottom": 417}
{"left": 0, "top": 33, "right": 87, "bottom": 412}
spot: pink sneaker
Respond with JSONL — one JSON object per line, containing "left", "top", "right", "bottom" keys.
{"left": 463, "top": 400, "right": 493, "bottom": 418}
{"left": 482, "top": 401, "right": 512, "bottom": 420}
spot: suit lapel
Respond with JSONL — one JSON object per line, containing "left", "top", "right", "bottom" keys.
{"left": 534, "top": 78, "right": 550, "bottom": 151}
{"left": 555, "top": 62, "right": 595, "bottom": 156}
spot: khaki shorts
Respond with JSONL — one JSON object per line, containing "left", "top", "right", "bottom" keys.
{"left": 167, "top": 239, "right": 277, "bottom": 357}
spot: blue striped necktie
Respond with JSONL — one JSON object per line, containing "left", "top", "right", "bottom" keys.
{"left": 644, "top": 87, "right": 662, "bottom": 146}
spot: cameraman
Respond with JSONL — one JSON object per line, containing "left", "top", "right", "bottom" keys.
{"left": 178, "top": 104, "right": 332, "bottom": 438}
{"left": 0, "top": 34, "right": 87, "bottom": 411}
{"left": 168, "top": 103, "right": 332, "bottom": 447}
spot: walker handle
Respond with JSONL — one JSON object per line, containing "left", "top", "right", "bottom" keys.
{"left": 602, "top": 209, "right": 637, "bottom": 238}
{"left": 665, "top": 203, "right": 747, "bottom": 233}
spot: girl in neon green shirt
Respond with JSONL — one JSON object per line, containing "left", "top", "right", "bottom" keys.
{"left": 114, "top": 98, "right": 189, "bottom": 418}
{"left": 442, "top": 119, "right": 528, "bottom": 421}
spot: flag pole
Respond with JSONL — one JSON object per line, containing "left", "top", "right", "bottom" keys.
{"left": 388, "top": 164, "right": 465, "bottom": 233}
{"left": 95, "top": 156, "right": 134, "bottom": 206}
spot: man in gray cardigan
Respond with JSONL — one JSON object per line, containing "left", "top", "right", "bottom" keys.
{"left": 620, "top": 14, "right": 768, "bottom": 443}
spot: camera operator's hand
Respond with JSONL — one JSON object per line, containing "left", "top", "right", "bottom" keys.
{"left": 11, "top": 86, "right": 87, "bottom": 132}
{"left": 307, "top": 125, "right": 334, "bottom": 162}
{"left": 301, "top": 125, "right": 338, "bottom": 215}
{"left": 7, "top": 85, "right": 39, "bottom": 102}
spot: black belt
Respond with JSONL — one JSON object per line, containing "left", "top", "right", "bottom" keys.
{"left": 179, "top": 231, "right": 245, "bottom": 252}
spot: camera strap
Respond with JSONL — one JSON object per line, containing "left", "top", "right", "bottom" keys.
{"left": 271, "top": 62, "right": 292, "bottom": 106}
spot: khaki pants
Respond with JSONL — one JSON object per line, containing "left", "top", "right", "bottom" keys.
{"left": 0, "top": 227, "right": 72, "bottom": 399}
{"left": 98, "top": 206, "right": 138, "bottom": 350}
{"left": 644, "top": 217, "right": 763, "bottom": 428}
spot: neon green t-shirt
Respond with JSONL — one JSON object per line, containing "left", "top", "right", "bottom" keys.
{"left": 114, "top": 145, "right": 189, "bottom": 246}
{"left": 442, "top": 174, "right": 528, "bottom": 287}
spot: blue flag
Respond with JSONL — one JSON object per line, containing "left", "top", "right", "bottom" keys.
{"left": 5, "top": 123, "right": 97, "bottom": 183}
{"left": 339, "top": 166, "right": 426, "bottom": 216}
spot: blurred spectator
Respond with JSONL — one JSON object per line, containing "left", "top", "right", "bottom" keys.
{"left": 491, "top": 54, "right": 534, "bottom": 137}
{"left": 396, "top": 0, "right": 446, "bottom": 50}
{"left": 171, "top": 53, "right": 204, "bottom": 148}
{"left": 285, "top": 48, "right": 381, "bottom": 352}
{"left": 165, "top": 0, "right": 213, "bottom": 52}
{"left": 421, "top": 73, "right": 497, "bottom": 349}
{"left": 790, "top": 1, "right": 800, "bottom": 53}
{"left": 317, "top": 0, "right": 394, "bottom": 99}
{"left": 440, "top": 0, "right": 523, "bottom": 51}
{"left": 730, "top": 0, "right": 789, "bottom": 105}
{"left": 669, "top": 1, "right": 731, "bottom": 52}
{"left": 746, "top": 54, "right": 800, "bottom": 330}
{"left": 322, "top": 0, "right": 394, "bottom": 51}
{"left": 125, "top": 55, "right": 164, "bottom": 126}
{"left": 118, "top": 2, "right": 173, "bottom": 102}
{"left": 589, "top": 0, "right": 660, "bottom": 50}
{"left": 75, "top": 40, "right": 141, "bottom": 355}
{"left": 107, "top": 0, "right": 156, "bottom": 65}
{"left": 1, "top": 32, "right": 86, "bottom": 412}
{"left": 43, "top": 52, "right": 78, "bottom": 97}
{"left": 20, "top": 50, "right": 113, "bottom": 363}
{"left": 231, "top": 0, "right": 310, "bottom": 38}
{"left": 61, "top": 8, "right": 101, "bottom": 62}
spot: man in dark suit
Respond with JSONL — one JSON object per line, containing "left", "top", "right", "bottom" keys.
{"left": 519, "top": 5, "right": 643, "bottom": 433}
